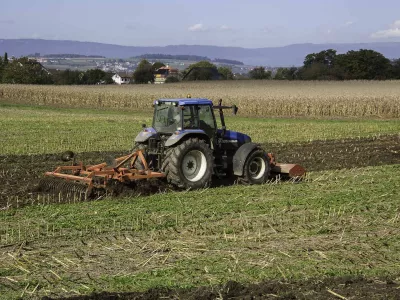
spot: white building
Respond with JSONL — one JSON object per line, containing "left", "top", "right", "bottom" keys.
{"left": 112, "top": 73, "right": 131, "bottom": 84}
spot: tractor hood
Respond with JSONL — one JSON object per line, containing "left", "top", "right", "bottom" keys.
{"left": 218, "top": 130, "right": 252, "bottom": 144}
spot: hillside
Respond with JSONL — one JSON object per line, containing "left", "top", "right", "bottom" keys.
{"left": 1, "top": 39, "right": 400, "bottom": 66}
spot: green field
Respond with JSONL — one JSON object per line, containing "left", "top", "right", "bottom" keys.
{"left": 0, "top": 86, "right": 400, "bottom": 299}
{"left": 1, "top": 103, "right": 399, "bottom": 155}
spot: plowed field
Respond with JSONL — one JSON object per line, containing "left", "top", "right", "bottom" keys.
{"left": 1, "top": 134, "right": 399, "bottom": 209}
{"left": 44, "top": 277, "right": 400, "bottom": 300}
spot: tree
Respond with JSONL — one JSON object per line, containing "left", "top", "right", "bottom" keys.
{"left": 165, "top": 76, "right": 180, "bottom": 83}
{"left": 0, "top": 56, "right": 3, "bottom": 83}
{"left": 336, "top": 49, "right": 391, "bottom": 80}
{"left": 183, "top": 61, "right": 219, "bottom": 81}
{"left": 218, "top": 66, "right": 234, "bottom": 80}
{"left": 391, "top": 59, "right": 400, "bottom": 79}
{"left": 249, "top": 67, "right": 271, "bottom": 80}
{"left": 102, "top": 72, "right": 114, "bottom": 84}
{"left": 2, "top": 57, "right": 53, "bottom": 84}
{"left": 52, "top": 69, "right": 81, "bottom": 85}
{"left": 303, "top": 49, "right": 337, "bottom": 68}
{"left": 274, "top": 67, "right": 300, "bottom": 80}
{"left": 52, "top": 69, "right": 114, "bottom": 85}
{"left": 83, "top": 69, "right": 110, "bottom": 84}
{"left": 301, "top": 49, "right": 341, "bottom": 80}
{"left": 152, "top": 61, "right": 166, "bottom": 71}
{"left": 4, "top": 52, "right": 8, "bottom": 66}
{"left": 133, "top": 59, "right": 154, "bottom": 84}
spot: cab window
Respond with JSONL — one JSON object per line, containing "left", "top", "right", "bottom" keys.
{"left": 198, "top": 105, "right": 216, "bottom": 136}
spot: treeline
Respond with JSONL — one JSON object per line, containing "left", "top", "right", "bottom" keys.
{"left": 132, "top": 60, "right": 234, "bottom": 83}
{"left": 213, "top": 58, "right": 244, "bottom": 65}
{"left": 0, "top": 54, "right": 113, "bottom": 85}
{"left": 136, "top": 54, "right": 244, "bottom": 65}
{"left": 250, "top": 49, "right": 400, "bottom": 80}
{"left": 2, "top": 49, "right": 400, "bottom": 85}
{"left": 51, "top": 69, "right": 114, "bottom": 85}
{"left": 137, "top": 54, "right": 210, "bottom": 62}
{"left": 27, "top": 54, "right": 106, "bottom": 58}
{"left": 43, "top": 54, "right": 106, "bottom": 58}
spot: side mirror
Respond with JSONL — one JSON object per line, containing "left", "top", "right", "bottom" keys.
{"left": 232, "top": 105, "right": 238, "bottom": 115}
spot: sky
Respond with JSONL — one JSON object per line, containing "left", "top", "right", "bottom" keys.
{"left": 1, "top": 0, "right": 400, "bottom": 48}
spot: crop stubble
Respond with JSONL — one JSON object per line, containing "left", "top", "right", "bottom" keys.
{"left": 1, "top": 80, "right": 400, "bottom": 118}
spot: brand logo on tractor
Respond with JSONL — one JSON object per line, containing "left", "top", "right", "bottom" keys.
{"left": 219, "top": 139, "right": 238, "bottom": 143}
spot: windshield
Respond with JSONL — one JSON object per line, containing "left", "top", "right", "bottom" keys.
{"left": 153, "top": 102, "right": 182, "bottom": 133}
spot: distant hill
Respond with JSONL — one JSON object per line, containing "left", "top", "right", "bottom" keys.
{"left": 136, "top": 54, "right": 244, "bottom": 65}
{"left": 137, "top": 54, "right": 210, "bottom": 62}
{"left": 1, "top": 39, "right": 400, "bottom": 66}
{"left": 41, "top": 54, "right": 105, "bottom": 58}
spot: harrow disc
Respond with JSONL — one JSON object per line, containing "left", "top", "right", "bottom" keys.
{"left": 38, "top": 177, "right": 92, "bottom": 200}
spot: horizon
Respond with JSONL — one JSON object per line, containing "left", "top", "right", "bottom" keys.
{"left": 2, "top": 38, "right": 400, "bottom": 50}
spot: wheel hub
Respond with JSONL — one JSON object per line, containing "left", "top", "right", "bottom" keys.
{"left": 248, "top": 157, "right": 266, "bottom": 180}
{"left": 183, "top": 155, "right": 197, "bottom": 176}
{"left": 181, "top": 150, "right": 207, "bottom": 182}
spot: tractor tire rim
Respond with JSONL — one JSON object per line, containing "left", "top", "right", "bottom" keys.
{"left": 249, "top": 157, "right": 266, "bottom": 180}
{"left": 182, "top": 150, "right": 207, "bottom": 182}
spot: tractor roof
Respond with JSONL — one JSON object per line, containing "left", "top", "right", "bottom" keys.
{"left": 155, "top": 98, "right": 213, "bottom": 106}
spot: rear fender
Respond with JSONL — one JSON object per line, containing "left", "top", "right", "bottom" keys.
{"left": 165, "top": 130, "right": 210, "bottom": 147}
{"left": 233, "top": 143, "right": 261, "bottom": 176}
{"left": 135, "top": 127, "right": 157, "bottom": 143}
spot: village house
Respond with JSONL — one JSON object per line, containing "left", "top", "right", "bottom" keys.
{"left": 112, "top": 72, "right": 132, "bottom": 84}
{"left": 154, "top": 66, "right": 179, "bottom": 84}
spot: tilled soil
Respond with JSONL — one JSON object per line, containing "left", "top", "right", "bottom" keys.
{"left": 43, "top": 276, "right": 400, "bottom": 300}
{"left": 1, "top": 134, "right": 399, "bottom": 209}
{"left": 267, "top": 133, "right": 400, "bottom": 172}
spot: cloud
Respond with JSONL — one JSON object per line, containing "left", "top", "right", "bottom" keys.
{"left": 219, "top": 25, "right": 232, "bottom": 31}
{"left": 391, "top": 20, "right": 400, "bottom": 28}
{"left": 188, "top": 23, "right": 206, "bottom": 32}
{"left": 344, "top": 21, "right": 354, "bottom": 26}
{"left": 371, "top": 20, "right": 400, "bottom": 38}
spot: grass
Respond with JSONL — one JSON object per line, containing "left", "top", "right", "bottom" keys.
{"left": 0, "top": 165, "right": 399, "bottom": 299}
{"left": 1, "top": 102, "right": 400, "bottom": 155}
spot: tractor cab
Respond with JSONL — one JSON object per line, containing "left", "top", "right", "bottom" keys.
{"left": 140, "top": 98, "right": 250, "bottom": 150}
{"left": 152, "top": 98, "right": 217, "bottom": 137}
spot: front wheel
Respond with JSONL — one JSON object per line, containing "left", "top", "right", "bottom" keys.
{"left": 241, "top": 149, "right": 270, "bottom": 184}
{"left": 162, "top": 138, "right": 213, "bottom": 189}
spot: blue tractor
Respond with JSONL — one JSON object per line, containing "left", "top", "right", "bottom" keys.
{"left": 40, "top": 98, "right": 305, "bottom": 197}
{"left": 133, "top": 98, "right": 305, "bottom": 189}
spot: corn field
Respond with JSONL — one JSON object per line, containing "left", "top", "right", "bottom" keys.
{"left": 1, "top": 80, "right": 400, "bottom": 118}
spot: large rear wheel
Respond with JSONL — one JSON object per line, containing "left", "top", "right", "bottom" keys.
{"left": 162, "top": 138, "right": 213, "bottom": 189}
